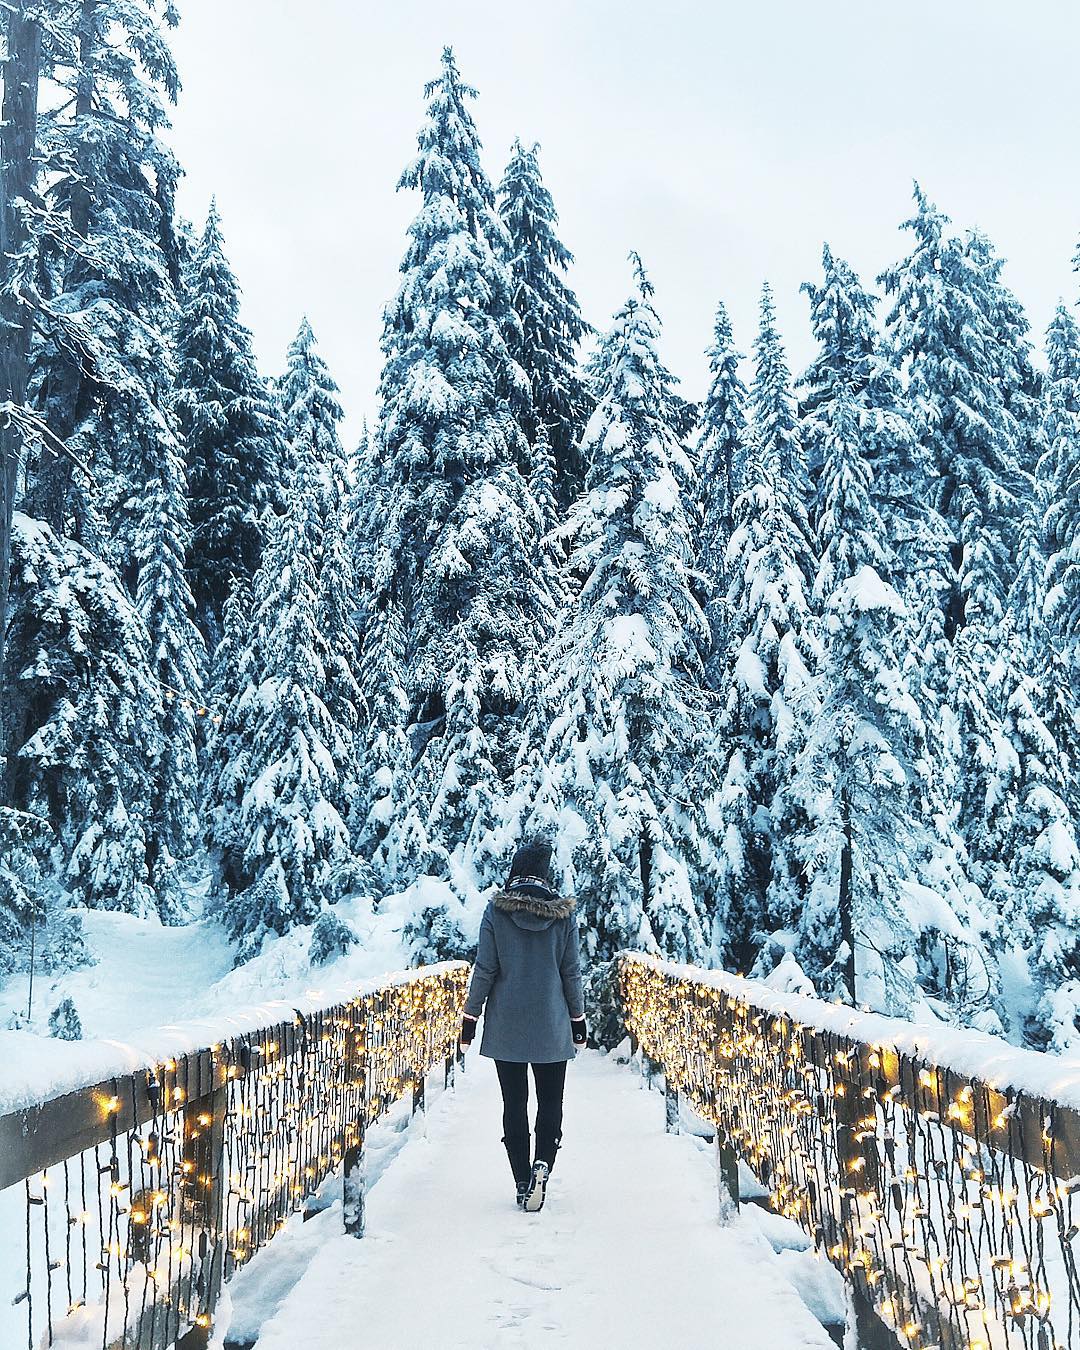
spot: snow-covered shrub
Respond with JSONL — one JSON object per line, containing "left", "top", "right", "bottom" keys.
{"left": 403, "top": 904, "right": 471, "bottom": 964}
{"left": 0, "top": 807, "right": 46, "bottom": 976}
{"left": 48, "top": 997, "right": 83, "bottom": 1041}
{"left": 40, "top": 910, "right": 94, "bottom": 975}
{"left": 309, "top": 910, "right": 358, "bottom": 966}
{"left": 584, "top": 960, "right": 623, "bottom": 1050}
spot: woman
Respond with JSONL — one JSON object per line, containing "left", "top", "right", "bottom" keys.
{"left": 459, "top": 838, "right": 586, "bottom": 1213}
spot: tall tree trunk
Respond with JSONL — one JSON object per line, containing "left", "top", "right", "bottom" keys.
{"left": 639, "top": 829, "right": 654, "bottom": 913}
{"left": 0, "top": 3, "right": 43, "bottom": 789}
{"left": 838, "top": 785, "right": 856, "bottom": 1004}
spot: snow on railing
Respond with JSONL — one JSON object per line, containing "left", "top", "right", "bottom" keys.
{"left": 1, "top": 961, "right": 469, "bottom": 1350}
{"left": 616, "top": 952, "right": 1080, "bottom": 1350}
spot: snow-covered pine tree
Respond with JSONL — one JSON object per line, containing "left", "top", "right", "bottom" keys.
{"left": 349, "top": 418, "right": 408, "bottom": 867}
{"left": 1045, "top": 304, "right": 1080, "bottom": 688}
{"left": 0, "top": 806, "right": 46, "bottom": 978}
{"left": 997, "top": 656, "right": 1080, "bottom": 1052}
{"left": 751, "top": 283, "right": 807, "bottom": 504}
{"left": 695, "top": 300, "right": 748, "bottom": 685}
{"left": 799, "top": 247, "right": 876, "bottom": 478}
{"left": 718, "top": 283, "right": 818, "bottom": 973}
{"left": 786, "top": 381, "right": 926, "bottom": 1008}
{"left": 4, "top": 514, "right": 160, "bottom": 916}
{"left": 352, "top": 590, "right": 411, "bottom": 867}
{"left": 497, "top": 138, "right": 592, "bottom": 502}
{"left": 48, "top": 997, "right": 83, "bottom": 1041}
{"left": 799, "top": 245, "right": 938, "bottom": 586}
{"left": 528, "top": 258, "right": 714, "bottom": 968}
{"left": 966, "top": 228, "right": 1043, "bottom": 482}
{"left": 134, "top": 400, "right": 206, "bottom": 910}
{"left": 175, "top": 203, "right": 284, "bottom": 642}
{"left": 880, "top": 192, "right": 1038, "bottom": 994}
{"left": 373, "top": 49, "right": 554, "bottom": 902}
{"left": 22, "top": 0, "right": 182, "bottom": 544}
{"left": 880, "top": 186, "right": 1025, "bottom": 634}
{"left": 279, "top": 318, "right": 351, "bottom": 535}
{"left": 211, "top": 440, "right": 352, "bottom": 958}
{"left": 278, "top": 319, "right": 361, "bottom": 779}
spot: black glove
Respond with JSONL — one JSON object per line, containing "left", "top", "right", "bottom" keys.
{"left": 460, "top": 1015, "right": 477, "bottom": 1046}
{"left": 571, "top": 1017, "right": 587, "bottom": 1046}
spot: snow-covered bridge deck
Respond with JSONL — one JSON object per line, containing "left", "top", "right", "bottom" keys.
{"left": 249, "top": 1049, "right": 837, "bottom": 1350}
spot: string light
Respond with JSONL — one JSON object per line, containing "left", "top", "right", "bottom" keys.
{"left": 14, "top": 964, "right": 468, "bottom": 1346}
{"left": 616, "top": 953, "right": 1073, "bottom": 1350}
{"left": 155, "top": 673, "right": 223, "bottom": 724}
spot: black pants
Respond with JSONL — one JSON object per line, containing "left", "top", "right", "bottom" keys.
{"left": 495, "top": 1059, "right": 567, "bottom": 1187}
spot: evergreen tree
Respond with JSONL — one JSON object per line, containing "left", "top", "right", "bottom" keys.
{"left": 800, "top": 245, "right": 936, "bottom": 589}
{"left": 880, "top": 187, "right": 1025, "bottom": 633}
{"left": 278, "top": 318, "right": 350, "bottom": 535}
{"left": 790, "top": 564, "right": 930, "bottom": 1012}
{"left": 529, "top": 261, "right": 714, "bottom": 965}
{"left": 48, "top": 997, "right": 83, "bottom": 1041}
{"left": 278, "top": 319, "right": 361, "bottom": 770}
{"left": 966, "top": 228, "right": 1042, "bottom": 480}
{"left": 352, "top": 592, "right": 411, "bottom": 868}
{"left": 1001, "top": 664, "right": 1080, "bottom": 1052}
{"left": 5, "top": 1, "right": 201, "bottom": 921}
{"left": 752, "top": 283, "right": 807, "bottom": 506}
{"left": 0, "top": 1, "right": 44, "bottom": 698}
{"left": 0, "top": 807, "right": 46, "bottom": 979}
{"left": 1045, "top": 305, "right": 1080, "bottom": 683}
{"left": 811, "top": 386, "right": 891, "bottom": 603}
{"left": 4, "top": 513, "right": 160, "bottom": 915}
{"left": 789, "top": 381, "right": 924, "bottom": 1007}
{"left": 497, "top": 138, "right": 592, "bottom": 500}
{"left": 695, "top": 300, "right": 748, "bottom": 684}
{"left": 719, "top": 284, "right": 818, "bottom": 972}
{"left": 212, "top": 444, "right": 352, "bottom": 957}
{"left": 175, "top": 203, "right": 283, "bottom": 641}
{"left": 373, "top": 49, "right": 553, "bottom": 893}
{"left": 23, "top": 0, "right": 184, "bottom": 549}
{"left": 134, "top": 407, "right": 205, "bottom": 908}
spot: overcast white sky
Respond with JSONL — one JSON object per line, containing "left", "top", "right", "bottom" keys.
{"left": 168, "top": 0, "right": 1080, "bottom": 447}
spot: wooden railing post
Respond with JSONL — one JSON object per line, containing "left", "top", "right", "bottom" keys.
{"left": 343, "top": 1127, "right": 366, "bottom": 1239}
{"left": 343, "top": 1003, "right": 368, "bottom": 1238}
{"left": 715, "top": 1129, "right": 740, "bottom": 1224}
{"left": 181, "top": 1073, "right": 228, "bottom": 1347}
{"left": 665, "top": 1078, "right": 679, "bottom": 1134}
{"left": 712, "top": 999, "right": 739, "bottom": 1224}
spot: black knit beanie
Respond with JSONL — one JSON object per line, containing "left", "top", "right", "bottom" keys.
{"left": 505, "top": 839, "right": 559, "bottom": 901}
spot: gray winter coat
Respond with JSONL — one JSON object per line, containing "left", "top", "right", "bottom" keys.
{"left": 464, "top": 891, "right": 585, "bottom": 1063}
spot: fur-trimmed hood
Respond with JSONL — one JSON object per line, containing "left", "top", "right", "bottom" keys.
{"left": 492, "top": 890, "right": 575, "bottom": 922}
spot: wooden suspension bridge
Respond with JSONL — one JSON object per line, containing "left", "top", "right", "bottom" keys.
{"left": 2, "top": 955, "right": 1079, "bottom": 1350}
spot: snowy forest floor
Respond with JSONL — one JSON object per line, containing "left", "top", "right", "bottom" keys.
{"left": 0, "top": 886, "right": 447, "bottom": 1107}
{"left": 229, "top": 1048, "right": 843, "bottom": 1350}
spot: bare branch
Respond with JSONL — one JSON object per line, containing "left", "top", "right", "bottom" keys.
{"left": 0, "top": 400, "right": 95, "bottom": 483}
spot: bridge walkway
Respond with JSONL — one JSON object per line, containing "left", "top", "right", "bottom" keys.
{"left": 251, "top": 1049, "right": 836, "bottom": 1350}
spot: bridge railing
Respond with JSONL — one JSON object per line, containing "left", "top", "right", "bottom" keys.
{"left": 1, "top": 960, "right": 469, "bottom": 1350}
{"left": 616, "top": 951, "right": 1080, "bottom": 1350}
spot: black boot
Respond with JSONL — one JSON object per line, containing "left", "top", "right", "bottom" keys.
{"left": 502, "top": 1132, "right": 531, "bottom": 1203}
{"left": 534, "top": 1128, "right": 563, "bottom": 1175}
